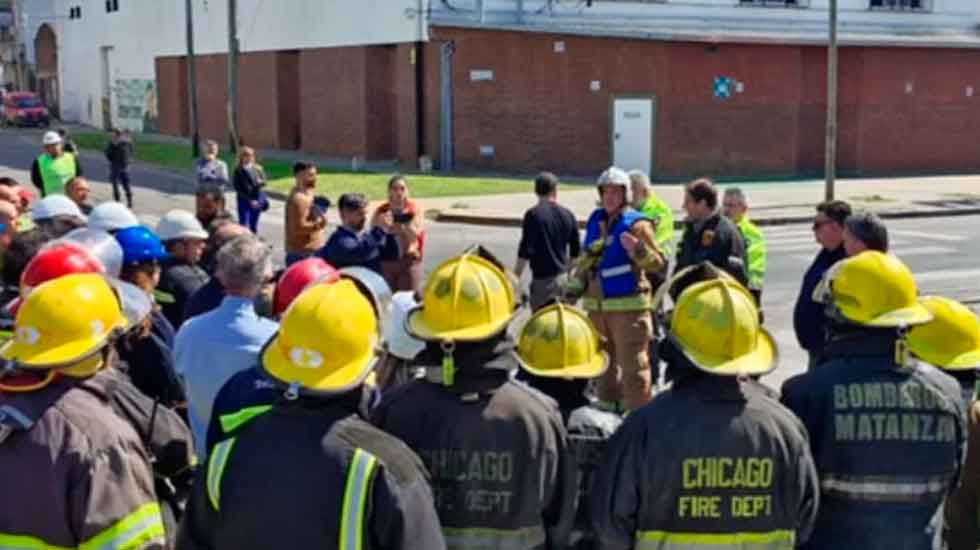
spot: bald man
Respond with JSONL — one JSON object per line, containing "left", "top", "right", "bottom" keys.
{"left": 184, "top": 221, "right": 250, "bottom": 321}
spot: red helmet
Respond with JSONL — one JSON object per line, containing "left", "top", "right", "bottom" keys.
{"left": 21, "top": 242, "right": 104, "bottom": 292}
{"left": 273, "top": 257, "right": 340, "bottom": 316}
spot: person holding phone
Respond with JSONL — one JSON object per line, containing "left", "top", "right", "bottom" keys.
{"left": 374, "top": 175, "right": 425, "bottom": 292}
{"left": 319, "top": 192, "right": 397, "bottom": 275}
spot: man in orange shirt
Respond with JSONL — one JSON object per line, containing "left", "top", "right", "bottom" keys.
{"left": 284, "top": 161, "right": 327, "bottom": 266}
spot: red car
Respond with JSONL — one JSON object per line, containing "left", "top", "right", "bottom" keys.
{"left": 2, "top": 92, "right": 51, "bottom": 128}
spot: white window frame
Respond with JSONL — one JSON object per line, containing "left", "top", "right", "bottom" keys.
{"left": 738, "top": 0, "right": 809, "bottom": 8}
{"left": 869, "top": 0, "right": 931, "bottom": 12}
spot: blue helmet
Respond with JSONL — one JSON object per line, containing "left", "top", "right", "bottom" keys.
{"left": 113, "top": 225, "right": 170, "bottom": 266}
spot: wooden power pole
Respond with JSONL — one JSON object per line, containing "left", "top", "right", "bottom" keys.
{"left": 825, "top": 0, "right": 839, "bottom": 201}
{"left": 185, "top": 0, "right": 200, "bottom": 157}
{"left": 227, "top": 0, "right": 239, "bottom": 152}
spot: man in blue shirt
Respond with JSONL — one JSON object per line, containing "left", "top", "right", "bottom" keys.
{"left": 174, "top": 233, "right": 277, "bottom": 458}
{"left": 319, "top": 192, "right": 397, "bottom": 274}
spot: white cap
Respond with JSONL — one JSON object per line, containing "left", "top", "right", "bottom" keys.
{"left": 31, "top": 194, "right": 86, "bottom": 222}
{"left": 597, "top": 166, "right": 630, "bottom": 187}
{"left": 384, "top": 291, "right": 425, "bottom": 360}
{"left": 156, "top": 209, "right": 209, "bottom": 242}
{"left": 88, "top": 202, "right": 139, "bottom": 233}
{"left": 42, "top": 131, "right": 62, "bottom": 146}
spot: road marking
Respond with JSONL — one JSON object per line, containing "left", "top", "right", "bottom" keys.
{"left": 889, "top": 230, "right": 966, "bottom": 243}
{"left": 777, "top": 240, "right": 911, "bottom": 253}
{"left": 914, "top": 268, "right": 980, "bottom": 283}
{"left": 791, "top": 245, "right": 955, "bottom": 262}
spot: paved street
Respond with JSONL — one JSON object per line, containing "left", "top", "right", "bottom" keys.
{"left": 0, "top": 128, "right": 977, "bottom": 391}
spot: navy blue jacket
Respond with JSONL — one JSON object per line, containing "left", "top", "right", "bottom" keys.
{"left": 781, "top": 334, "right": 967, "bottom": 550}
{"left": 318, "top": 225, "right": 397, "bottom": 275}
{"left": 205, "top": 366, "right": 281, "bottom": 453}
{"left": 182, "top": 277, "right": 225, "bottom": 322}
{"left": 793, "top": 246, "right": 846, "bottom": 353}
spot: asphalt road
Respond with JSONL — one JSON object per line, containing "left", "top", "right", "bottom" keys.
{"left": 1, "top": 128, "right": 977, "bottom": 390}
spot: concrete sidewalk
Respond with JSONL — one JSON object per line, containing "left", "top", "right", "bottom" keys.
{"left": 429, "top": 175, "right": 980, "bottom": 228}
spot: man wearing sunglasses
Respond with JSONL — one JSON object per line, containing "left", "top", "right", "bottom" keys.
{"left": 793, "top": 200, "right": 852, "bottom": 369}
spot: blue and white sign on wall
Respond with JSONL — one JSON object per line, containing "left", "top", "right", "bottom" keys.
{"left": 713, "top": 76, "right": 733, "bottom": 100}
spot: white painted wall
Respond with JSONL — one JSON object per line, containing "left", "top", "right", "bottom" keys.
{"left": 50, "top": 0, "right": 427, "bottom": 128}
{"left": 432, "top": 0, "right": 980, "bottom": 46}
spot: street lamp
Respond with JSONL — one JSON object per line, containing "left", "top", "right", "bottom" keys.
{"left": 825, "top": 0, "right": 839, "bottom": 201}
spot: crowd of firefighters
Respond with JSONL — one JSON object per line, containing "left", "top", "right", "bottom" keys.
{"left": 1, "top": 135, "right": 980, "bottom": 550}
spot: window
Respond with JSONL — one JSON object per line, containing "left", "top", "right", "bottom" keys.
{"left": 739, "top": 0, "right": 807, "bottom": 7}
{"left": 870, "top": 0, "right": 929, "bottom": 10}
{"left": 68, "top": 6, "right": 82, "bottom": 19}
{"left": 106, "top": 0, "right": 120, "bottom": 13}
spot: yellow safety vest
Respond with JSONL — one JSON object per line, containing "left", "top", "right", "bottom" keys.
{"left": 38, "top": 153, "right": 78, "bottom": 196}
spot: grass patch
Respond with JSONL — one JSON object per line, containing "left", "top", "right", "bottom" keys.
{"left": 73, "top": 132, "right": 532, "bottom": 200}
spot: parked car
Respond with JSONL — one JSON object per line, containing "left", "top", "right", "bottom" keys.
{"left": 2, "top": 92, "right": 51, "bottom": 128}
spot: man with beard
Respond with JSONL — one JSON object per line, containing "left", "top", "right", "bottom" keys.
{"left": 319, "top": 192, "right": 397, "bottom": 275}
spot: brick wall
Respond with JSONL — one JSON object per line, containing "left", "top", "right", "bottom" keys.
{"left": 432, "top": 26, "right": 980, "bottom": 178}
{"left": 277, "top": 51, "right": 301, "bottom": 150}
{"left": 236, "top": 51, "right": 280, "bottom": 149}
{"left": 299, "top": 47, "right": 368, "bottom": 157}
{"left": 155, "top": 57, "right": 188, "bottom": 137}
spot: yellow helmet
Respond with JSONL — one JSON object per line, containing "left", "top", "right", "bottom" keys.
{"left": 670, "top": 278, "right": 776, "bottom": 376}
{"left": 0, "top": 273, "right": 127, "bottom": 369}
{"left": 907, "top": 296, "right": 980, "bottom": 370}
{"left": 406, "top": 251, "right": 516, "bottom": 342}
{"left": 517, "top": 303, "right": 608, "bottom": 379}
{"left": 261, "top": 278, "right": 379, "bottom": 395}
{"left": 815, "top": 251, "right": 932, "bottom": 328}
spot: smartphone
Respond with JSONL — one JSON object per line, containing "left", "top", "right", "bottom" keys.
{"left": 313, "top": 196, "right": 332, "bottom": 210}
{"left": 393, "top": 211, "right": 415, "bottom": 224}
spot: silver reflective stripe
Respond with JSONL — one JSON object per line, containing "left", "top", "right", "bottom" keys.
{"left": 207, "top": 438, "right": 236, "bottom": 510}
{"left": 635, "top": 530, "right": 795, "bottom": 550}
{"left": 0, "top": 405, "right": 33, "bottom": 430}
{"left": 442, "top": 526, "right": 546, "bottom": 550}
{"left": 340, "top": 448, "right": 379, "bottom": 550}
{"left": 821, "top": 473, "right": 951, "bottom": 503}
{"left": 600, "top": 264, "right": 633, "bottom": 278}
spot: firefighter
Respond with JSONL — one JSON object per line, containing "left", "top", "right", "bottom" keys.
{"left": 178, "top": 277, "right": 444, "bottom": 550}
{"left": 781, "top": 251, "right": 967, "bottom": 550}
{"left": 591, "top": 266, "right": 819, "bottom": 550}
{"left": 0, "top": 274, "right": 168, "bottom": 550}
{"left": 373, "top": 248, "right": 577, "bottom": 550}
{"left": 566, "top": 166, "right": 665, "bottom": 413}
{"left": 515, "top": 302, "right": 622, "bottom": 550}
{"left": 904, "top": 296, "right": 980, "bottom": 550}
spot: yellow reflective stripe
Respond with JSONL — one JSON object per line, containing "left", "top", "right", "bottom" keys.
{"left": 207, "top": 438, "right": 236, "bottom": 511}
{"left": 442, "top": 526, "right": 547, "bottom": 550}
{"left": 582, "top": 293, "right": 651, "bottom": 312}
{"left": 78, "top": 502, "right": 165, "bottom": 550}
{"left": 636, "top": 530, "right": 794, "bottom": 550}
{"left": 152, "top": 290, "right": 176, "bottom": 304}
{"left": 0, "top": 533, "right": 72, "bottom": 550}
{"left": 219, "top": 405, "right": 272, "bottom": 433}
{"left": 340, "top": 448, "right": 379, "bottom": 550}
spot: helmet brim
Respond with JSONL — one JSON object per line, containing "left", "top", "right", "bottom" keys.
{"left": 847, "top": 303, "right": 934, "bottom": 328}
{"left": 516, "top": 350, "right": 609, "bottom": 380}
{"left": 0, "top": 318, "right": 125, "bottom": 369}
{"left": 678, "top": 327, "right": 778, "bottom": 377}
{"left": 404, "top": 305, "right": 513, "bottom": 342}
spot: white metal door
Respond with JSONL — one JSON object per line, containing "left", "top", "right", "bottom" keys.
{"left": 613, "top": 98, "right": 654, "bottom": 175}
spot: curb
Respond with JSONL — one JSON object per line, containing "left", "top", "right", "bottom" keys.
{"left": 435, "top": 207, "right": 980, "bottom": 229}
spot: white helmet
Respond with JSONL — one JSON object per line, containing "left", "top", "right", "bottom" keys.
{"left": 597, "top": 166, "right": 631, "bottom": 204}
{"left": 384, "top": 291, "right": 426, "bottom": 360}
{"left": 42, "top": 131, "right": 62, "bottom": 146}
{"left": 88, "top": 202, "right": 139, "bottom": 233}
{"left": 31, "top": 195, "right": 85, "bottom": 222}
{"left": 156, "top": 209, "right": 208, "bottom": 242}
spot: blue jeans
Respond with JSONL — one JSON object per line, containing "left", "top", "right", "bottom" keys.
{"left": 236, "top": 194, "right": 262, "bottom": 233}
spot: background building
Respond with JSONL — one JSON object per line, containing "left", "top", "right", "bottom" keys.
{"left": 13, "top": 0, "right": 980, "bottom": 178}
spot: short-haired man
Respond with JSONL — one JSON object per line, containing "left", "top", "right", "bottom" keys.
{"left": 284, "top": 161, "right": 327, "bottom": 266}
{"left": 156, "top": 210, "right": 211, "bottom": 329}
{"left": 174, "top": 234, "right": 278, "bottom": 459}
{"left": 843, "top": 210, "right": 889, "bottom": 256}
{"left": 65, "top": 176, "right": 93, "bottom": 215}
{"left": 104, "top": 128, "right": 134, "bottom": 207}
{"left": 793, "top": 199, "right": 852, "bottom": 368}
{"left": 319, "top": 192, "right": 396, "bottom": 274}
{"left": 672, "top": 178, "right": 748, "bottom": 298}
{"left": 195, "top": 183, "right": 235, "bottom": 239}
{"left": 722, "top": 187, "right": 767, "bottom": 304}
{"left": 194, "top": 139, "right": 229, "bottom": 185}
{"left": 515, "top": 172, "right": 580, "bottom": 311}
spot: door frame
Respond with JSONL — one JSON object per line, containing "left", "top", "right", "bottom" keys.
{"left": 608, "top": 94, "right": 658, "bottom": 175}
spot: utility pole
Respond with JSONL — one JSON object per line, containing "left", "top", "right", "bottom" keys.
{"left": 824, "top": 0, "right": 838, "bottom": 201}
{"left": 185, "top": 0, "right": 200, "bottom": 157}
{"left": 226, "top": 0, "right": 239, "bottom": 153}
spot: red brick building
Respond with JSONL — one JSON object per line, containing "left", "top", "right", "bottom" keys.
{"left": 155, "top": 0, "right": 980, "bottom": 179}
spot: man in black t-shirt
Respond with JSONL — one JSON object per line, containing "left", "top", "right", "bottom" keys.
{"left": 514, "top": 172, "right": 581, "bottom": 311}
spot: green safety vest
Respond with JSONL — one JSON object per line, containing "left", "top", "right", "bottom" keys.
{"left": 736, "top": 217, "right": 767, "bottom": 291}
{"left": 38, "top": 152, "right": 78, "bottom": 196}
{"left": 636, "top": 195, "right": 675, "bottom": 256}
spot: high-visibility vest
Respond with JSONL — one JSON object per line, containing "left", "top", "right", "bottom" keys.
{"left": 38, "top": 153, "right": 78, "bottom": 196}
